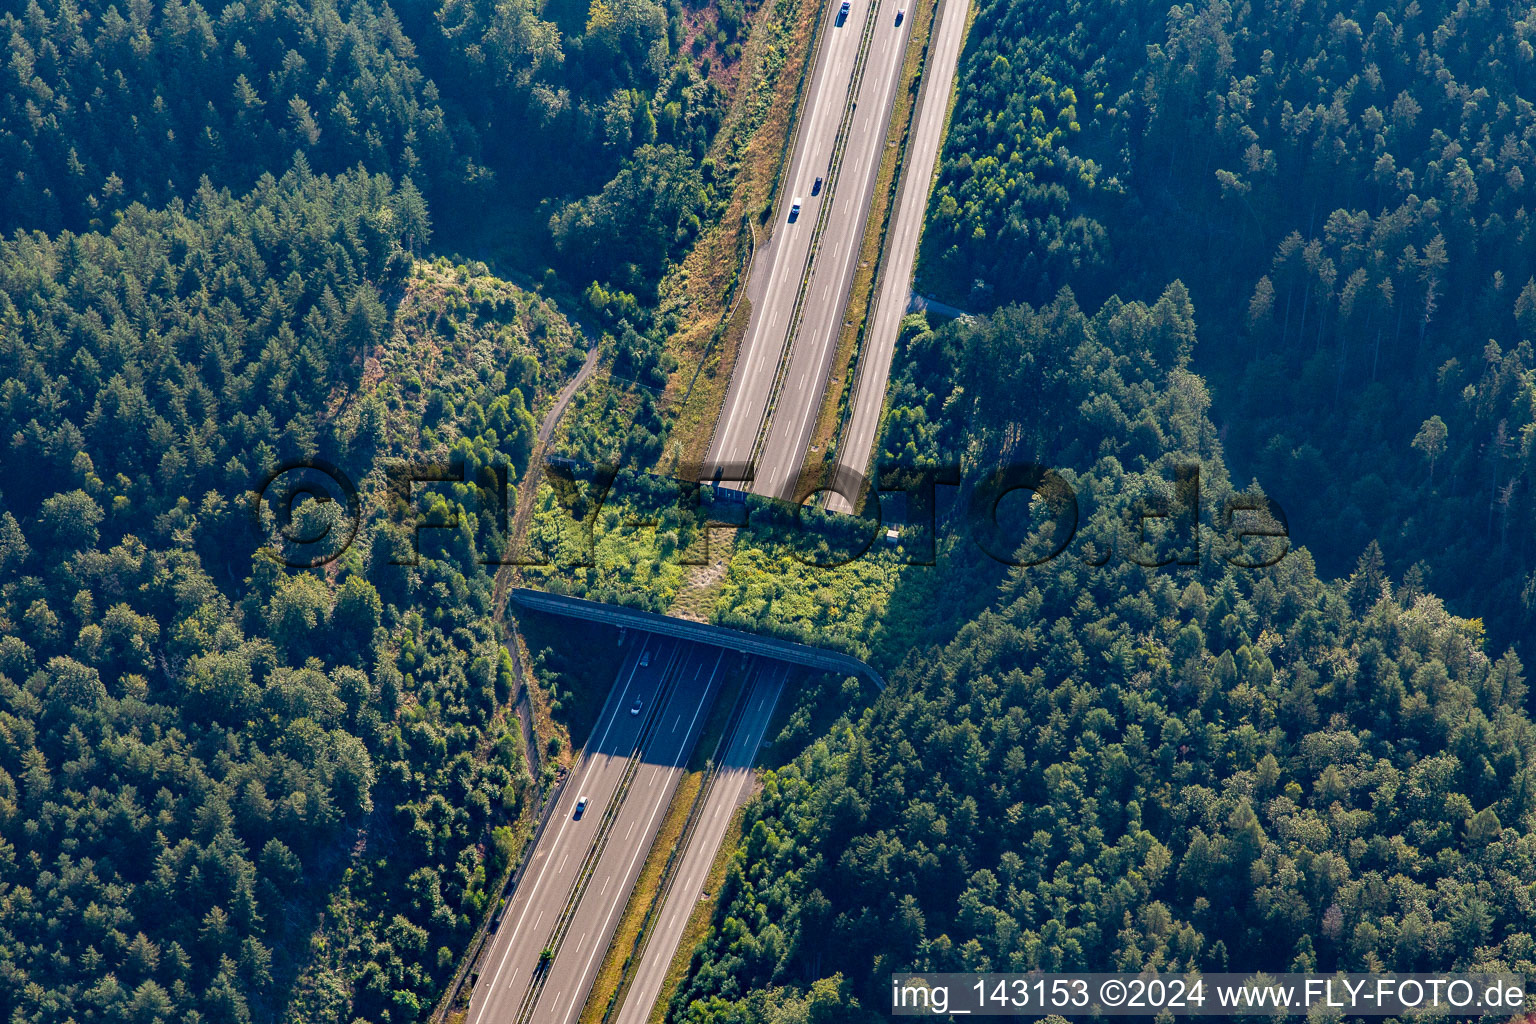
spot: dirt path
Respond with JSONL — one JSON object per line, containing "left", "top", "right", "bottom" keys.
{"left": 539, "top": 341, "right": 600, "bottom": 444}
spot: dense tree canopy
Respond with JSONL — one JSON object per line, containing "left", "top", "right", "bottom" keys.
{"left": 919, "top": 0, "right": 1536, "bottom": 655}
{"left": 0, "top": 0, "right": 731, "bottom": 296}
{"left": 0, "top": 0, "right": 761, "bottom": 1001}
{"left": 551, "top": 143, "right": 708, "bottom": 295}
{"left": 671, "top": 287, "right": 1536, "bottom": 1022}
{"left": 0, "top": 0, "right": 483, "bottom": 233}
{"left": 0, "top": 163, "right": 574, "bottom": 1024}
{"left": 7, "top": 1, "right": 1536, "bottom": 1023}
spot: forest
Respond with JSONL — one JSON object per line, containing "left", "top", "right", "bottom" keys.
{"left": 1, "top": 0, "right": 727, "bottom": 294}
{"left": 3, "top": 0, "right": 1536, "bottom": 1021}
{"left": 0, "top": 161, "right": 581, "bottom": 1023}
{"left": 918, "top": 0, "right": 1536, "bottom": 660}
{"left": 670, "top": 288, "right": 1536, "bottom": 1024}
{"left": 0, "top": 0, "right": 754, "bottom": 1011}
{"left": 665, "top": 0, "right": 1536, "bottom": 1018}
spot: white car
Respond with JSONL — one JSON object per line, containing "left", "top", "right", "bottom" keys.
{"left": 630, "top": 698, "right": 644, "bottom": 716}
{"left": 640, "top": 650, "right": 651, "bottom": 667}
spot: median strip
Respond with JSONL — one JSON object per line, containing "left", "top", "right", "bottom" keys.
{"left": 746, "top": 0, "right": 890, "bottom": 470}
{"left": 508, "top": 647, "right": 686, "bottom": 1024}
{"left": 797, "top": 0, "right": 942, "bottom": 496}
{"left": 576, "top": 666, "right": 751, "bottom": 1024}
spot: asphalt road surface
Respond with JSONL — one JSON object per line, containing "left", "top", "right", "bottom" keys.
{"left": 829, "top": 0, "right": 971, "bottom": 512}
{"left": 465, "top": 637, "right": 684, "bottom": 1024}
{"left": 613, "top": 664, "right": 787, "bottom": 1024}
{"left": 750, "top": 0, "right": 913, "bottom": 502}
{"left": 527, "top": 647, "right": 726, "bottom": 1024}
{"left": 707, "top": 0, "right": 886, "bottom": 477}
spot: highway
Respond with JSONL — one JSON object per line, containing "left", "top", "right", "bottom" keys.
{"left": 708, "top": 0, "right": 902, "bottom": 478}
{"left": 525, "top": 648, "right": 725, "bottom": 1024}
{"left": 613, "top": 665, "right": 787, "bottom": 1024}
{"left": 465, "top": 637, "right": 690, "bottom": 1024}
{"left": 829, "top": 0, "right": 971, "bottom": 512}
{"left": 707, "top": 0, "right": 971, "bottom": 508}
{"left": 750, "top": 0, "right": 913, "bottom": 502}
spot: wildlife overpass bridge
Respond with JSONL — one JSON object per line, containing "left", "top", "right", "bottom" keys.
{"left": 506, "top": 587, "right": 885, "bottom": 691}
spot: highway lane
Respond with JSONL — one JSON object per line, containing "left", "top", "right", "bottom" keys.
{"left": 828, "top": 0, "right": 971, "bottom": 513}
{"left": 529, "top": 647, "right": 725, "bottom": 1024}
{"left": 466, "top": 636, "right": 682, "bottom": 1024}
{"left": 708, "top": 0, "right": 872, "bottom": 474}
{"left": 752, "top": 0, "right": 912, "bottom": 502}
{"left": 613, "top": 664, "right": 787, "bottom": 1024}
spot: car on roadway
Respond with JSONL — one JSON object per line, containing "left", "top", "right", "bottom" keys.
{"left": 894, "top": 6, "right": 904, "bottom": 22}
{"left": 640, "top": 649, "right": 651, "bottom": 667}
{"left": 812, "top": 176, "right": 823, "bottom": 195}
{"left": 574, "top": 796, "right": 589, "bottom": 820}
{"left": 630, "top": 697, "right": 644, "bottom": 716}
{"left": 789, "top": 197, "right": 803, "bottom": 221}
{"left": 838, "top": 0, "right": 849, "bottom": 21}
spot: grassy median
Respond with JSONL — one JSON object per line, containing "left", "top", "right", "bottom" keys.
{"left": 687, "top": 668, "right": 747, "bottom": 773}
{"left": 577, "top": 769, "right": 705, "bottom": 1024}
{"left": 797, "top": 0, "right": 942, "bottom": 494}
{"left": 646, "top": 807, "right": 749, "bottom": 1024}
{"left": 575, "top": 669, "right": 747, "bottom": 1024}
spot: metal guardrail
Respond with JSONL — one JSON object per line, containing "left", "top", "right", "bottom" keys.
{"left": 825, "top": 0, "right": 943, "bottom": 468}
{"left": 596, "top": 665, "right": 760, "bottom": 1024}
{"left": 508, "top": 587, "right": 885, "bottom": 690}
{"left": 697, "top": 0, "right": 831, "bottom": 466}
{"left": 764, "top": 0, "right": 837, "bottom": 229}
{"left": 746, "top": 0, "right": 887, "bottom": 471}
{"left": 432, "top": 751, "right": 568, "bottom": 1022}
{"left": 830, "top": 0, "right": 961, "bottom": 476}
{"left": 508, "top": 646, "right": 687, "bottom": 1024}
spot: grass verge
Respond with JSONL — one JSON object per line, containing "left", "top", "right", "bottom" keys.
{"left": 645, "top": 807, "right": 749, "bottom": 1024}
{"left": 515, "top": 608, "right": 629, "bottom": 757}
{"left": 795, "top": 0, "right": 941, "bottom": 492}
{"left": 662, "top": 0, "right": 828, "bottom": 471}
{"left": 577, "top": 770, "right": 703, "bottom": 1024}
{"left": 756, "top": 670, "right": 805, "bottom": 769}
{"left": 576, "top": 668, "right": 746, "bottom": 1024}
{"left": 687, "top": 668, "right": 747, "bottom": 773}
